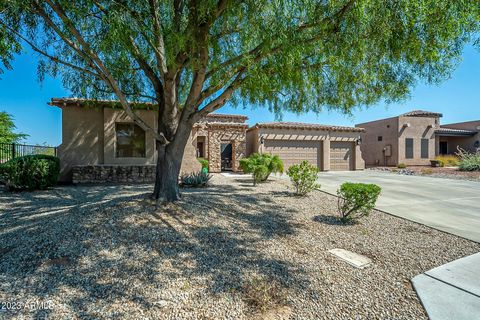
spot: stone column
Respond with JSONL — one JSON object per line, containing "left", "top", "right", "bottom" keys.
{"left": 322, "top": 139, "right": 330, "bottom": 171}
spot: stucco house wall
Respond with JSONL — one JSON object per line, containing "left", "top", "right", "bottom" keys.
{"left": 397, "top": 115, "right": 438, "bottom": 166}
{"left": 356, "top": 117, "right": 399, "bottom": 166}
{"left": 247, "top": 125, "right": 365, "bottom": 171}
{"left": 439, "top": 120, "right": 480, "bottom": 153}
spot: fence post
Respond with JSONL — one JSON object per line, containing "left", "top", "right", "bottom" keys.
{"left": 11, "top": 143, "right": 16, "bottom": 160}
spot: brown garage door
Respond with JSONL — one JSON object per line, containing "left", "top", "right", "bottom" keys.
{"left": 330, "top": 142, "right": 353, "bottom": 171}
{"left": 264, "top": 140, "right": 321, "bottom": 170}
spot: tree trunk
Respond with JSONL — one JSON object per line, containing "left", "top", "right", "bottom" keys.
{"left": 152, "top": 122, "right": 193, "bottom": 203}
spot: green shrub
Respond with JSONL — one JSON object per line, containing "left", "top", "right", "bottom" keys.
{"left": 0, "top": 155, "right": 60, "bottom": 190}
{"left": 239, "top": 153, "right": 284, "bottom": 186}
{"left": 397, "top": 163, "right": 407, "bottom": 169}
{"left": 337, "top": 182, "right": 381, "bottom": 223}
{"left": 197, "top": 157, "right": 209, "bottom": 173}
{"left": 286, "top": 160, "right": 321, "bottom": 196}
{"left": 457, "top": 150, "right": 480, "bottom": 171}
{"left": 180, "top": 171, "right": 212, "bottom": 187}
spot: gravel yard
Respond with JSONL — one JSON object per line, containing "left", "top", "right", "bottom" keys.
{"left": 1, "top": 175, "right": 479, "bottom": 319}
{"left": 368, "top": 166, "right": 480, "bottom": 181}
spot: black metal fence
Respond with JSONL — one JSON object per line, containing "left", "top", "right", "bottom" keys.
{"left": 0, "top": 143, "right": 57, "bottom": 163}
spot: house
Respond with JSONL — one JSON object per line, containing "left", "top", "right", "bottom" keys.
{"left": 50, "top": 97, "right": 365, "bottom": 183}
{"left": 247, "top": 122, "right": 365, "bottom": 171}
{"left": 356, "top": 110, "right": 480, "bottom": 167}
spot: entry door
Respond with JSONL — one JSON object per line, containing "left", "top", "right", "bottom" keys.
{"left": 439, "top": 141, "right": 448, "bottom": 155}
{"left": 221, "top": 143, "right": 233, "bottom": 171}
{"left": 330, "top": 142, "right": 353, "bottom": 171}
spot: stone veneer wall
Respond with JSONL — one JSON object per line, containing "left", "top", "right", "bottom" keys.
{"left": 72, "top": 165, "right": 156, "bottom": 184}
{"left": 208, "top": 126, "right": 247, "bottom": 172}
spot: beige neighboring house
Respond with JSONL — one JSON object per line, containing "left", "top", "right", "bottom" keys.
{"left": 50, "top": 98, "right": 366, "bottom": 183}
{"left": 356, "top": 110, "right": 480, "bottom": 167}
{"left": 246, "top": 122, "right": 365, "bottom": 171}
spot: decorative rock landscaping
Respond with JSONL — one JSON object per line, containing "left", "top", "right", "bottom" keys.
{"left": 0, "top": 175, "right": 478, "bottom": 319}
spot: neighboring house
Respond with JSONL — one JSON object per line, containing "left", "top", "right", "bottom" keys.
{"left": 50, "top": 97, "right": 365, "bottom": 183}
{"left": 357, "top": 110, "right": 480, "bottom": 167}
{"left": 247, "top": 122, "right": 365, "bottom": 171}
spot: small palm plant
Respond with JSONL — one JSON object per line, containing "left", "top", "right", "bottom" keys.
{"left": 239, "top": 153, "right": 284, "bottom": 186}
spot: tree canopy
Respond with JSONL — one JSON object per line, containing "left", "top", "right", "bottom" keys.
{"left": 1, "top": 1, "right": 478, "bottom": 124}
{"left": 0, "top": 111, "right": 27, "bottom": 144}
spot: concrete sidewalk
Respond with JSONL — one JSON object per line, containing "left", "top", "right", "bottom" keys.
{"left": 412, "top": 253, "right": 480, "bottom": 320}
{"left": 315, "top": 170, "right": 480, "bottom": 242}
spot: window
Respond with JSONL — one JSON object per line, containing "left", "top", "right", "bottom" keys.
{"left": 378, "top": 136, "right": 383, "bottom": 142}
{"left": 405, "top": 138, "right": 414, "bottom": 159}
{"left": 115, "top": 123, "right": 146, "bottom": 158}
{"left": 421, "top": 139, "right": 429, "bottom": 159}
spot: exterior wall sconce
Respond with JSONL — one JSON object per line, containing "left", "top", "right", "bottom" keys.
{"left": 356, "top": 137, "right": 362, "bottom": 145}
{"left": 474, "top": 140, "right": 480, "bottom": 148}
{"left": 260, "top": 136, "right": 265, "bottom": 145}
{"left": 427, "top": 124, "right": 433, "bottom": 129}
{"left": 403, "top": 123, "right": 411, "bottom": 128}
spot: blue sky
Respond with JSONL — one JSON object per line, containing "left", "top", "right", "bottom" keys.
{"left": 1, "top": 45, "right": 479, "bottom": 146}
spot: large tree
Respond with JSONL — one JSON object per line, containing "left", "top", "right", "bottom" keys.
{"left": 0, "top": 1, "right": 478, "bottom": 201}
{"left": 0, "top": 111, "right": 27, "bottom": 144}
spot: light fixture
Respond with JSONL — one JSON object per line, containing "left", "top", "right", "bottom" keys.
{"left": 475, "top": 141, "right": 480, "bottom": 148}
{"left": 260, "top": 136, "right": 265, "bottom": 145}
{"left": 356, "top": 137, "right": 362, "bottom": 145}
{"left": 403, "top": 123, "right": 411, "bottom": 128}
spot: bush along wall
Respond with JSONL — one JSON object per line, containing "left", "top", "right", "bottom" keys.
{"left": 0, "top": 155, "right": 60, "bottom": 190}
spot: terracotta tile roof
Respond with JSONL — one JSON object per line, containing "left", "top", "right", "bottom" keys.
{"left": 435, "top": 127, "right": 477, "bottom": 136}
{"left": 249, "top": 122, "right": 365, "bottom": 132}
{"left": 401, "top": 110, "right": 443, "bottom": 118}
{"left": 48, "top": 97, "right": 247, "bottom": 121}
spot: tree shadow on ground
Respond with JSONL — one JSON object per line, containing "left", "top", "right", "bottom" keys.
{"left": 312, "top": 214, "right": 356, "bottom": 226}
{"left": 0, "top": 180, "right": 310, "bottom": 318}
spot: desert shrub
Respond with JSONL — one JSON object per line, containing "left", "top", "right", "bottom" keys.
{"left": 337, "top": 182, "right": 381, "bottom": 223}
{"left": 180, "top": 171, "right": 212, "bottom": 187}
{"left": 286, "top": 160, "right": 321, "bottom": 196}
{"left": 239, "top": 153, "right": 284, "bottom": 185}
{"left": 0, "top": 155, "right": 60, "bottom": 190}
{"left": 421, "top": 168, "right": 433, "bottom": 175}
{"left": 457, "top": 149, "right": 480, "bottom": 171}
{"left": 197, "top": 157, "right": 209, "bottom": 173}
{"left": 397, "top": 163, "right": 407, "bottom": 169}
{"left": 435, "top": 155, "right": 459, "bottom": 167}
{"left": 241, "top": 277, "right": 286, "bottom": 314}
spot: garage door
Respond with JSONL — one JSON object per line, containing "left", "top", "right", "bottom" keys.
{"left": 330, "top": 142, "right": 353, "bottom": 171}
{"left": 264, "top": 140, "right": 321, "bottom": 169}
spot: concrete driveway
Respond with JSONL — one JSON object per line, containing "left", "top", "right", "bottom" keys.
{"left": 316, "top": 170, "right": 480, "bottom": 242}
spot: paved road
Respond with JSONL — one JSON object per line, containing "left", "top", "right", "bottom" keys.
{"left": 316, "top": 170, "right": 480, "bottom": 242}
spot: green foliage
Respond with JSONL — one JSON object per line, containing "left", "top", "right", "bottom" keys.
{"left": 1, "top": 1, "right": 478, "bottom": 115}
{"left": 0, "top": 111, "right": 27, "bottom": 144}
{"left": 0, "top": 155, "right": 60, "bottom": 190}
{"left": 337, "top": 182, "right": 381, "bottom": 223}
{"left": 197, "top": 157, "right": 209, "bottom": 173}
{"left": 286, "top": 160, "right": 321, "bottom": 196}
{"left": 457, "top": 150, "right": 480, "bottom": 172}
{"left": 180, "top": 171, "right": 212, "bottom": 187}
{"left": 239, "top": 153, "right": 284, "bottom": 185}
{"left": 397, "top": 163, "right": 407, "bottom": 169}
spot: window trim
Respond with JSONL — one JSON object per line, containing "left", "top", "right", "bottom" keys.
{"left": 405, "top": 138, "right": 414, "bottom": 159}
{"left": 115, "top": 122, "right": 146, "bottom": 158}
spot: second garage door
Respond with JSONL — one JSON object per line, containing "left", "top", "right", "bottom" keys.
{"left": 264, "top": 140, "right": 321, "bottom": 170}
{"left": 330, "top": 141, "right": 353, "bottom": 171}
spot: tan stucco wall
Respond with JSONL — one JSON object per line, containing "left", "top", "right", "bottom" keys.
{"left": 397, "top": 116, "right": 438, "bottom": 165}
{"left": 57, "top": 106, "right": 104, "bottom": 181}
{"left": 248, "top": 127, "right": 364, "bottom": 171}
{"left": 439, "top": 120, "right": 480, "bottom": 154}
{"left": 57, "top": 106, "right": 200, "bottom": 181}
{"left": 357, "top": 117, "right": 399, "bottom": 166}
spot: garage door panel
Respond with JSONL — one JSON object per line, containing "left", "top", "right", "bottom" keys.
{"left": 330, "top": 142, "right": 353, "bottom": 171}
{"left": 264, "top": 140, "right": 321, "bottom": 169}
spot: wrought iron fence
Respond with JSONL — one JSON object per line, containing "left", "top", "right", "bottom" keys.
{"left": 0, "top": 143, "right": 57, "bottom": 163}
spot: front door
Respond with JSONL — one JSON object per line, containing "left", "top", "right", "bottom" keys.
{"left": 221, "top": 143, "right": 233, "bottom": 171}
{"left": 439, "top": 141, "right": 448, "bottom": 155}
